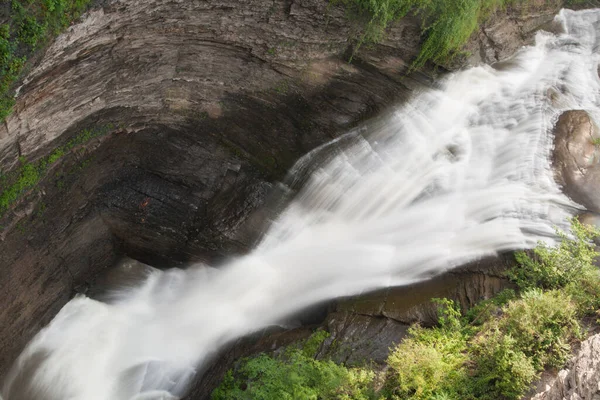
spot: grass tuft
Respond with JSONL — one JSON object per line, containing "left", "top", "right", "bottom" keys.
{"left": 336, "top": 0, "right": 548, "bottom": 69}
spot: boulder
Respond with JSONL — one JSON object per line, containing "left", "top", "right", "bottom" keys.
{"left": 553, "top": 110, "right": 600, "bottom": 213}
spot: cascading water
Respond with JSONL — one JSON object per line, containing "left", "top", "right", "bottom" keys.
{"left": 3, "top": 8, "right": 600, "bottom": 400}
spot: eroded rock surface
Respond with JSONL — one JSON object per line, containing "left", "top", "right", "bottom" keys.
{"left": 532, "top": 333, "right": 600, "bottom": 400}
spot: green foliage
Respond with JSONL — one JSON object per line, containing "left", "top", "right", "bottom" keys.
{"left": 432, "top": 297, "right": 463, "bottom": 331}
{"left": 386, "top": 290, "right": 582, "bottom": 400}
{"left": 0, "top": 156, "right": 41, "bottom": 212}
{"left": 337, "top": 0, "right": 537, "bottom": 69}
{"left": 0, "top": 0, "right": 91, "bottom": 120}
{"left": 211, "top": 331, "right": 377, "bottom": 400}
{"left": 508, "top": 218, "right": 600, "bottom": 315}
{"left": 465, "top": 288, "right": 516, "bottom": 325}
{"left": 387, "top": 321, "right": 470, "bottom": 399}
{"left": 302, "top": 329, "right": 330, "bottom": 357}
{"left": 470, "top": 329, "right": 537, "bottom": 399}
{"left": 494, "top": 289, "right": 581, "bottom": 369}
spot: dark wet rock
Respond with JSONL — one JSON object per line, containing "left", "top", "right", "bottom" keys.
{"left": 317, "top": 311, "right": 409, "bottom": 366}
{"left": 337, "top": 255, "right": 514, "bottom": 326}
{"left": 553, "top": 110, "right": 600, "bottom": 213}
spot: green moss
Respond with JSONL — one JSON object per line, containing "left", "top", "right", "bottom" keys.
{"left": 302, "top": 329, "right": 330, "bottom": 357}
{"left": 274, "top": 80, "right": 290, "bottom": 95}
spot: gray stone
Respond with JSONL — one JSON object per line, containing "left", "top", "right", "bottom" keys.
{"left": 531, "top": 334, "right": 600, "bottom": 400}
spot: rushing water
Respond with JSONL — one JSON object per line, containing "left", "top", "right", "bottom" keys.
{"left": 4, "top": 8, "right": 600, "bottom": 400}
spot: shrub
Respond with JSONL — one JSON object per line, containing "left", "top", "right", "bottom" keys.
{"left": 509, "top": 218, "right": 599, "bottom": 290}
{"left": 470, "top": 329, "right": 537, "bottom": 399}
{"left": 387, "top": 327, "right": 469, "bottom": 399}
{"left": 494, "top": 289, "right": 581, "bottom": 369}
{"left": 464, "top": 289, "right": 516, "bottom": 326}
{"left": 386, "top": 299, "right": 471, "bottom": 400}
{"left": 509, "top": 218, "right": 600, "bottom": 315}
{"left": 211, "top": 331, "right": 377, "bottom": 400}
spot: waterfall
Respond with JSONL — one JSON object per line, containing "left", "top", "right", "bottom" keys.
{"left": 4, "top": 8, "right": 600, "bottom": 400}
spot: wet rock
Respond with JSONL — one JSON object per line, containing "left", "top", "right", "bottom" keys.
{"left": 318, "top": 311, "right": 409, "bottom": 366}
{"left": 338, "top": 255, "right": 514, "bottom": 326}
{"left": 531, "top": 333, "right": 600, "bottom": 400}
{"left": 553, "top": 110, "right": 600, "bottom": 213}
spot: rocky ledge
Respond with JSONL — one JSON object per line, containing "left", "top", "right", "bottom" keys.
{"left": 532, "top": 333, "right": 600, "bottom": 400}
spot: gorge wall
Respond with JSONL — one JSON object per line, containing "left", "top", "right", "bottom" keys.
{"left": 0, "top": 0, "right": 568, "bottom": 389}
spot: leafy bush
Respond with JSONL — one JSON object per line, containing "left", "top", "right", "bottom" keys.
{"left": 211, "top": 331, "right": 377, "bottom": 400}
{"left": 387, "top": 325, "right": 469, "bottom": 399}
{"left": 509, "top": 218, "right": 600, "bottom": 315}
{"left": 493, "top": 289, "right": 581, "bottom": 369}
{"left": 470, "top": 329, "right": 537, "bottom": 399}
{"left": 464, "top": 288, "right": 516, "bottom": 325}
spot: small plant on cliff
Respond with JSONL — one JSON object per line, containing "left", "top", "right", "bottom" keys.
{"left": 386, "top": 299, "right": 471, "bottom": 399}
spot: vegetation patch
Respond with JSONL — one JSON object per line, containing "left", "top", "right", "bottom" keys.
{"left": 0, "top": 0, "right": 91, "bottom": 121}
{"left": 335, "top": 0, "right": 558, "bottom": 69}
{"left": 212, "top": 331, "right": 377, "bottom": 400}
{"left": 212, "top": 219, "right": 600, "bottom": 399}
{"left": 0, "top": 124, "right": 112, "bottom": 216}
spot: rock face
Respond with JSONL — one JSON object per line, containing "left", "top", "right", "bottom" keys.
{"left": 532, "top": 333, "right": 600, "bottom": 400}
{"left": 337, "top": 255, "right": 514, "bottom": 326}
{"left": 0, "top": 0, "right": 565, "bottom": 386}
{"left": 553, "top": 110, "right": 600, "bottom": 213}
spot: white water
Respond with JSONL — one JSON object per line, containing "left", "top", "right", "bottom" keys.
{"left": 4, "top": 8, "right": 600, "bottom": 400}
